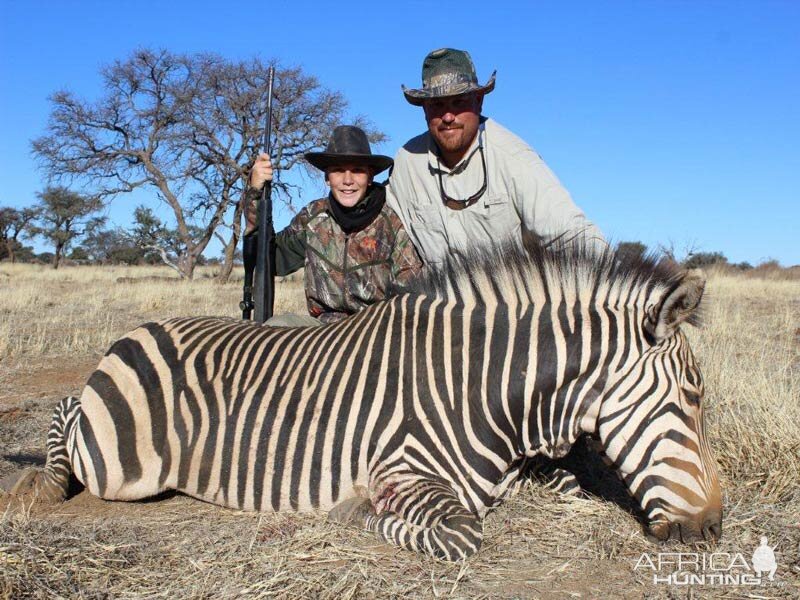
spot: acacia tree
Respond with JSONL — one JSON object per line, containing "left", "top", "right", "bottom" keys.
{"left": 130, "top": 205, "right": 202, "bottom": 269}
{"left": 615, "top": 241, "right": 648, "bottom": 263}
{"left": 0, "top": 206, "right": 37, "bottom": 262}
{"left": 33, "top": 49, "right": 384, "bottom": 281}
{"left": 30, "top": 187, "right": 105, "bottom": 269}
{"left": 82, "top": 226, "right": 150, "bottom": 265}
{"left": 683, "top": 251, "right": 728, "bottom": 269}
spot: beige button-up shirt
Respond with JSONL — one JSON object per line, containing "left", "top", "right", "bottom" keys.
{"left": 387, "top": 118, "right": 605, "bottom": 265}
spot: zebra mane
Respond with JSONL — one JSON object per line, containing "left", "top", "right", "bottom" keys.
{"left": 407, "top": 235, "right": 696, "bottom": 321}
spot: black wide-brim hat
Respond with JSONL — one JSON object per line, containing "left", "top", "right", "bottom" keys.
{"left": 305, "top": 125, "right": 393, "bottom": 174}
{"left": 402, "top": 47, "right": 496, "bottom": 106}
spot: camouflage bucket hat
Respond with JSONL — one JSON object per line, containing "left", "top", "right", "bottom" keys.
{"left": 305, "top": 125, "right": 393, "bottom": 174}
{"left": 402, "top": 48, "right": 496, "bottom": 106}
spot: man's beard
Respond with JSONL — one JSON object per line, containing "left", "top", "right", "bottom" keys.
{"left": 433, "top": 125, "right": 466, "bottom": 153}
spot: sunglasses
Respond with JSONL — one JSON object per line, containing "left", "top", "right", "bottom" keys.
{"left": 437, "top": 145, "right": 487, "bottom": 211}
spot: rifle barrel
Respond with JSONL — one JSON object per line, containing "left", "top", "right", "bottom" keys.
{"left": 253, "top": 66, "right": 276, "bottom": 323}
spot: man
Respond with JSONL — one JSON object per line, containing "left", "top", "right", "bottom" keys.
{"left": 245, "top": 125, "right": 422, "bottom": 327}
{"left": 387, "top": 48, "right": 605, "bottom": 265}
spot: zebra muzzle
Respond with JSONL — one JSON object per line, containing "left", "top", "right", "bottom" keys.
{"left": 646, "top": 511, "right": 723, "bottom": 544}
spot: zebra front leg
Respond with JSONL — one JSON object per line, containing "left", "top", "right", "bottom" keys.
{"left": 533, "top": 465, "right": 581, "bottom": 495}
{"left": 0, "top": 396, "right": 79, "bottom": 503}
{"left": 329, "top": 479, "right": 483, "bottom": 560}
{"left": 528, "top": 436, "right": 613, "bottom": 497}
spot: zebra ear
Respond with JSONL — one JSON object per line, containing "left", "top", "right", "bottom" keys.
{"left": 648, "top": 269, "right": 706, "bottom": 341}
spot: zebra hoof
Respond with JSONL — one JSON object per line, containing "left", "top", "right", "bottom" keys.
{"left": 0, "top": 468, "right": 38, "bottom": 496}
{"left": 536, "top": 467, "right": 584, "bottom": 497}
{"left": 0, "top": 468, "right": 65, "bottom": 503}
{"left": 328, "top": 497, "right": 375, "bottom": 525}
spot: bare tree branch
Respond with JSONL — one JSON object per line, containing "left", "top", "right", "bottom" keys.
{"left": 32, "top": 49, "right": 386, "bottom": 281}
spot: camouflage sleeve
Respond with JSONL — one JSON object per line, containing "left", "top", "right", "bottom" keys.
{"left": 388, "top": 212, "right": 424, "bottom": 288}
{"left": 242, "top": 187, "right": 261, "bottom": 235}
{"left": 274, "top": 206, "right": 311, "bottom": 276}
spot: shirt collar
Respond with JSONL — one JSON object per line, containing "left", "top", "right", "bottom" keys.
{"left": 427, "top": 119, "right": 485, "bottom": 174}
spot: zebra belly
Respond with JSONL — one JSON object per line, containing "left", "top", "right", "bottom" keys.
{"left": 176, "top": 471, "right": 367, "bottom": 513}
{"left": 68, "top": 320, "right": 384, "bottom": 512}
{"left": 71, "top": 364, "right": 370, "bottom": 511}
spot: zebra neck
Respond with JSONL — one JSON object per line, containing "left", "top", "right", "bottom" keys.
{"left": 508, "top": 301, "right": 615, "bottom": 462}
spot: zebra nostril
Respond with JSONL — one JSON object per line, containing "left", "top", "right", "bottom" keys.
{"left": 703, "top": 518, "right": 722, "bottom": 541}
{"left": 699, "top": 506, "right": 723, "bottom": 541}
{"left": 646, "top": 521, "right": 671, "bottom": 542}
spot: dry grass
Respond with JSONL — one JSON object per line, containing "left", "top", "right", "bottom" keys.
{"left": 1, "top": 264, "right": 799, "bottom": 598}
{"left": 0, "top": 263, "right": 305, "bottom": 362}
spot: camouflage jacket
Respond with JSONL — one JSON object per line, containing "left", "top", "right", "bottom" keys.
{"left": 248, "top": 184, "right": 422, "bottom": 323}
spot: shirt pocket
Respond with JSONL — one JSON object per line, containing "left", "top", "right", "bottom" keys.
{"left": 409, "top": 204, "right": 447, "bottom": 264}
{"left": 482, "top": 194, "right": 511, "bottom": 215}
{"left": 465, "top": 195, "right": 520, "bottom": 244}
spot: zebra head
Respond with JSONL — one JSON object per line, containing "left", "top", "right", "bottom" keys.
{"left": 597, "top": 268, "right": 723, "bottom": 543}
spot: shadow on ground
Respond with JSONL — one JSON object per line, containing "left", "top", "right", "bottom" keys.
{"left": 523, "top": 436, "right": 646, "bottom": 526}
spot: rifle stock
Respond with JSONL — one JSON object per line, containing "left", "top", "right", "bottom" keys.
{"left": 240, "top": 232, "right": 256, "bottom": 319}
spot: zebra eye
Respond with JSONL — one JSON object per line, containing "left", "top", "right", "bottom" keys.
{"left": 683, "top": 389, "right": 701, "bottom": 406}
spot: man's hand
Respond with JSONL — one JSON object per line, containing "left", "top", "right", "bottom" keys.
{"left": 245, "top": 154, "right": 273, "bottom": 235}
{"left": 250, "top": 153, "right": 274, "bottom": 190}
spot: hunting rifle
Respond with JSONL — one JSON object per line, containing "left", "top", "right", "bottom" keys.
{"left": 240, "top": 66, "right": 275, "bottom": 322}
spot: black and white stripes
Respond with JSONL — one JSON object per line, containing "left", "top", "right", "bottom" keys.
{"left": 13, "top": 238, "right": 722, "bottom": 559}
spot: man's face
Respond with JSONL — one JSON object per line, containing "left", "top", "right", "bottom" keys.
{"left": 423, "top": 92, "right": 483, "bottom": 165}
{"left": 326, "top": 163, "right": 373, "bottom": 208}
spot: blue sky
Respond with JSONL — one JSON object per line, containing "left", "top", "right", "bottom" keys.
{"left": 1, "top": 0, "right": 798, "bottom": 265}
